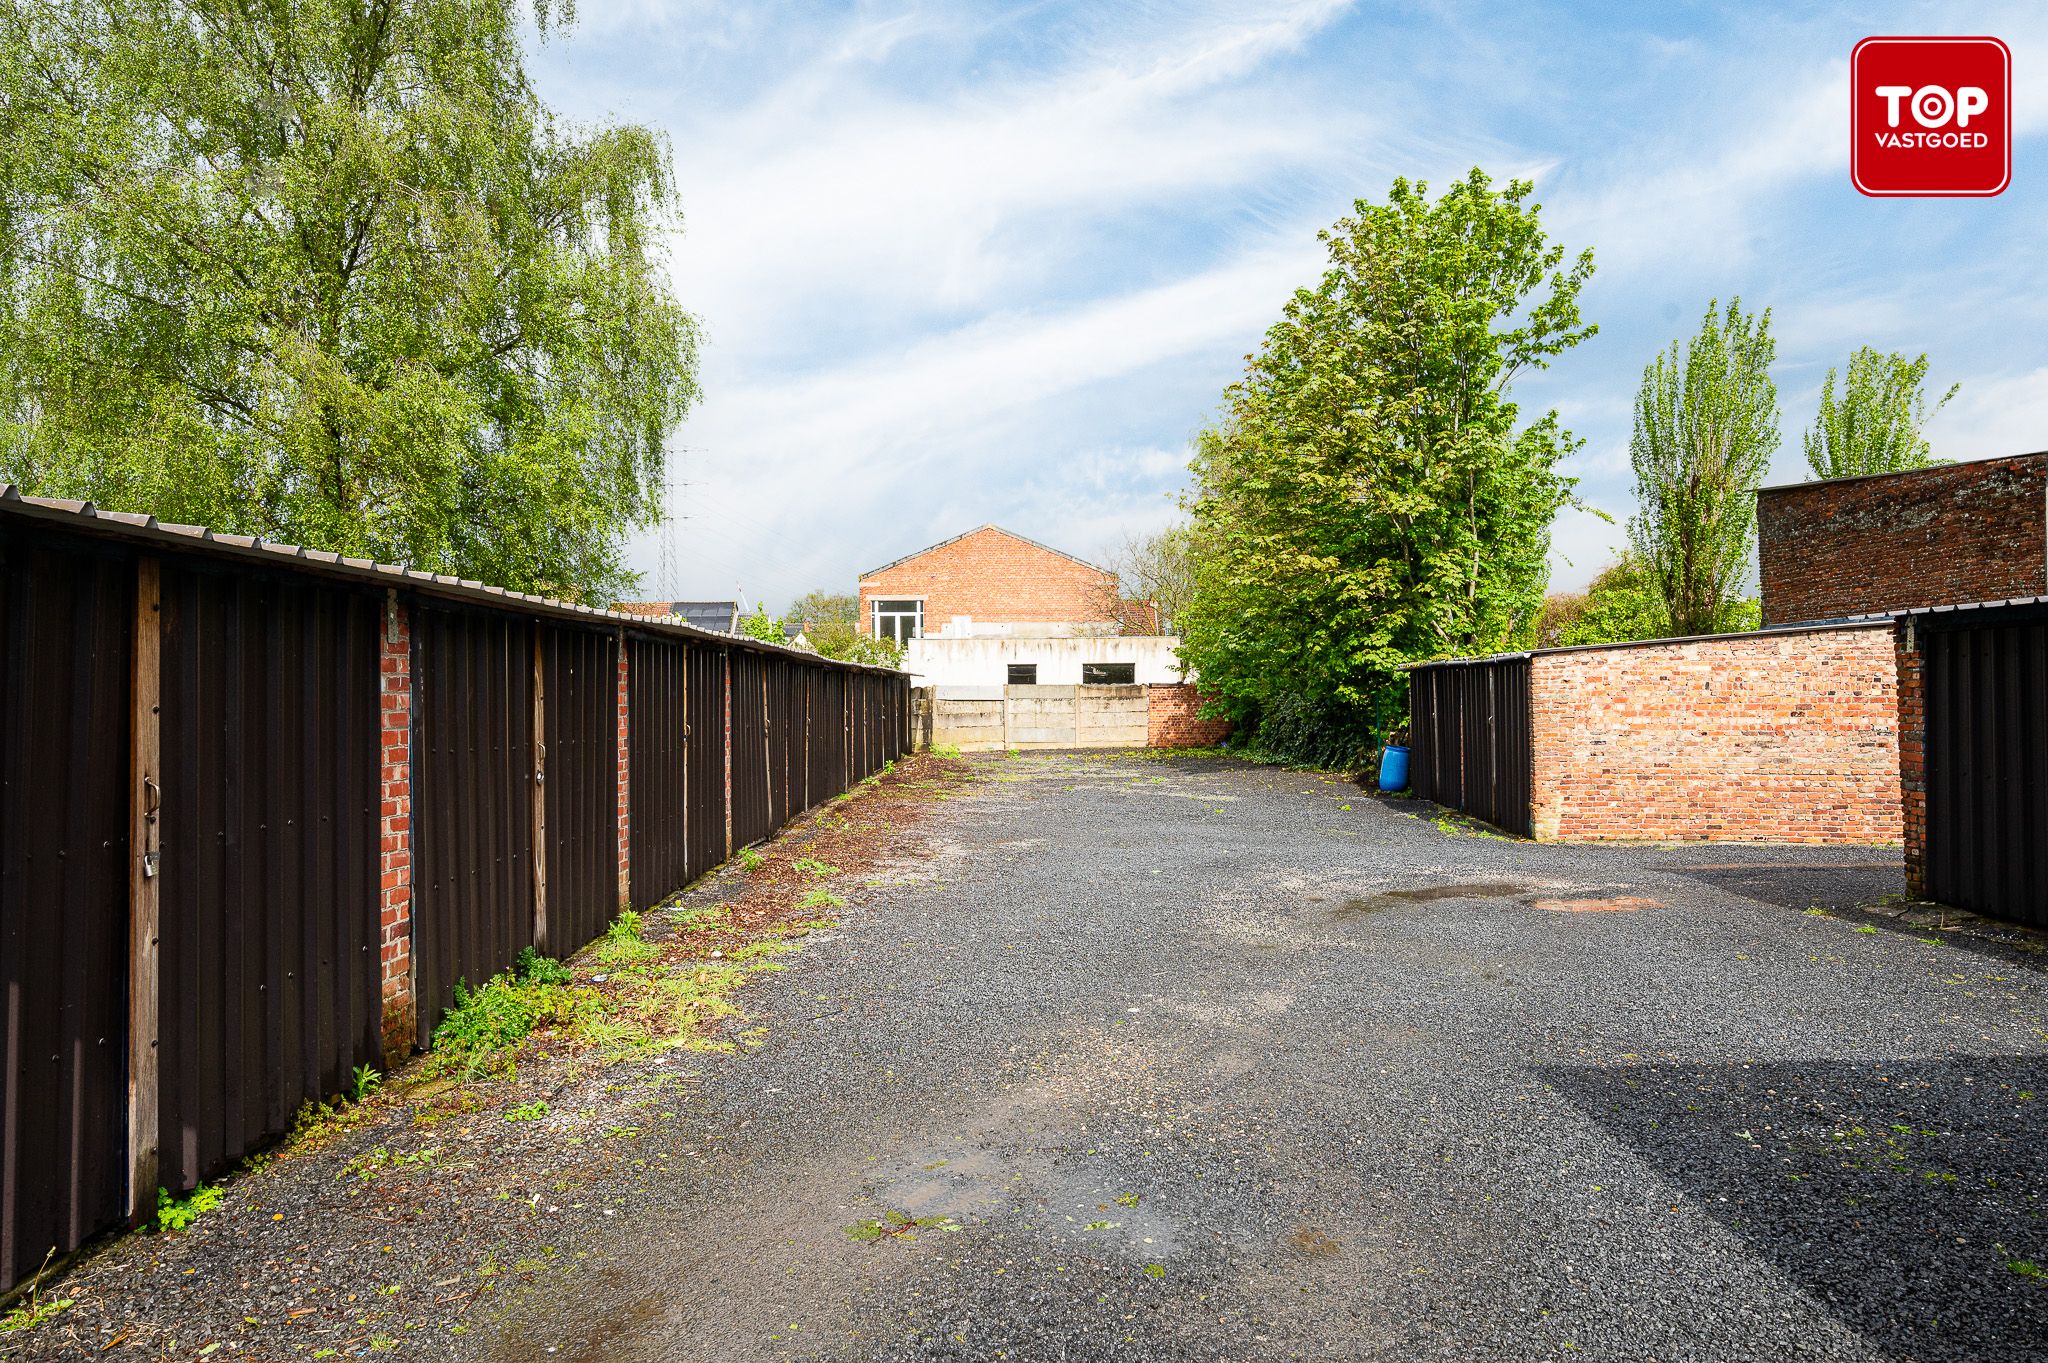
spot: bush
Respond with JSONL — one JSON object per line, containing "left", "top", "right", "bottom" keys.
{"left": 1248, "top": 691, "right": 1389, "bottom": 771}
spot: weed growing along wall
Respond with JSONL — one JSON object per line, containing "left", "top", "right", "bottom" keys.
{"left": 0, "top": 488, "right": 909, "bottom": 1294}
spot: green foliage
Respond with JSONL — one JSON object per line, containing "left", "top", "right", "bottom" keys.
{"left": 429, "top": 966, "right": 596, "bottom": 1079}
{"left": 350, "top": 1063, "right": 382, "bottom": 1103}
{"left": 156, "top": 1182, "right": 223, "bottom": 1232}
{"left": 786, "top": 590, "right": 857, "bottom": 627}
{"left": 0, "top": 1251, "right": 71, "bottom": 1333}
{"left": 738, "top": 846, "right": 766, "bottom": 872}
{"left": 842, "top": 1210, "right": 959, "bottom": 1242}
{"left": 0, "top": 0, "right": 698, "bottom": 601}
{"left": 783, "top": 588, "right": 900, "bottom": 663}
{"left": 1804, "top": 347, "right": 1957, "bottom": 480}
{"left": 1628, "top": 299, "right": 1779, "bottom": 637}
{"left": 792, "top": 857, "right": 840, "bottom": 877}
{"left": 1100, "top": 525, "right": 1198, "bottom": 637}
{"left": 504, "top": 1099, "right": 550, "bottom": 1122}
{"left": 1179, "top": 169, "right": 1593, "bottom": 731}
{"left": 738, "top": 604, "right": 784, "bottom": 643}
{"left": 799, "top": 889, "right": 847, "bottom": 911}
{"left": 1535, "top": 553, "right": 1668, "bottom": 647}
{"left": 1247, "top": 691, "right": 1387, "bottom": 770}
{"left": 593, "top": 910, "right": 658, "bottom": 967}
{"left": 514, "top": 945, "right": 572, "bottom": 987}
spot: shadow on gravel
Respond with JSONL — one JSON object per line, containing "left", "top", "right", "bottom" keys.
{"left": 1664, "top": 860, "right": 1904, "bottom": 913}
{"left": 1545, "top": 1055, "right": 2048, "bottom": 1362}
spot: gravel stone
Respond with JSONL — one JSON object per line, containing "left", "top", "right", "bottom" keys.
{"left": 23, "top": 751, "right": 2048, "bottom": 1361}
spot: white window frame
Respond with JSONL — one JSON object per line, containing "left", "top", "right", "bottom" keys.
{"left": 871, "top": 597, "right": 924, "bottom": 643}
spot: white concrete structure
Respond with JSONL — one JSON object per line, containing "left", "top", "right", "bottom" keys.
{"left": 902, "top": 634, "right": 1184, "bottom": 689}
{"left": 914, "top": 685, "right": 1150, "bottom": 751}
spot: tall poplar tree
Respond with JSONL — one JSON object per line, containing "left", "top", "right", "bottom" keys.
{"left": 1627, "top": 299, "right": 1778, "bottom": 637}
{"left": 1803, "top": 347, "right": 1956, "bottom": 480}
{"left": 0, "top": 0, "right": 699, "bottom": 600}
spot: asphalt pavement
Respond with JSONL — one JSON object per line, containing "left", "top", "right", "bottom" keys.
{"left": 462, "top": 750, "right": 2048, "bottom": 1362}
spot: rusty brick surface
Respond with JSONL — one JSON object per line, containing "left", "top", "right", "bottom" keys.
{"left": 1529, "top": 626, "right": 1903, "bottom": 844}
{"left": 858, "top": 526, "right": 1138, "bottom": 635}
{"left": 1758, "top": 454, "right": 2048, "bottom": 626}
{"left": 1146, "top": 683, "right": 1232, "bottom": 747}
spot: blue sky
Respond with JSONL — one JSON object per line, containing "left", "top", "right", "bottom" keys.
{"left": 525, "top": 1, "right": 2048, "bottom": 610}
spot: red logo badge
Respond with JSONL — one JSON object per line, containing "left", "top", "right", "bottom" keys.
{"left": 1852, "top": 36, "right": 2010, "bottom": 197}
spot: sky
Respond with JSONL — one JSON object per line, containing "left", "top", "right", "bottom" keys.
{"left": 523, "top": 0, "right": 2048, "bottom": 611}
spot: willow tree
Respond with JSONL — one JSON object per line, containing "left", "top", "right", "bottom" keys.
{"left": 0, "top": 0, "right": 698, "bottom": 600}
{"left": 1804, "top": 347, "right": 1957, "bottom": 480}
{"left": 1627, "top": 299, "right": 1777, "bottom": 637}
{"left": 1178, "top": 169, "right": 1594, "bottom": 746}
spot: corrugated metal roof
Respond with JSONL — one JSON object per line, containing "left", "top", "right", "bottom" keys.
{"left": 0, "top": 486, "right": 904, "bottom": 676}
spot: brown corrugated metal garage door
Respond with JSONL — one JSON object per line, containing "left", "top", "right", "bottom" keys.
{"left": 412, "top": 606, "right": 535, "bottom": 1045}
{"left": 1923, "top": 616, "right": 2048, "bottom": 928}
{"left": 0, "top": 531, "right": 132, "bottom": 1291}
{"left": 157, "top": 564, "right": 383, "bottom": 1193}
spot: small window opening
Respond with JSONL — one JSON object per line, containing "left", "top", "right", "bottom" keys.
{"left": 871, "top": 598, "right": 923, "bottom": 644}
{"left": 1082, "top": 662, "right": 1136, "bottom": 685}
{"left": 1006, "top": 663, "right": 1038, "bottom": 685}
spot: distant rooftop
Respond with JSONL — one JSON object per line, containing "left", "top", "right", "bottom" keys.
{"left": 614, "top": 599, "right": 741, "bottom": 633}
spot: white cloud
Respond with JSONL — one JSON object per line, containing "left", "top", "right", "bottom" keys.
{"left": 1926, "top": 366, "right": 2048, "bottom": 462}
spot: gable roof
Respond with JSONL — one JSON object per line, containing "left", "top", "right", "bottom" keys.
{"left": 860, "top": 524, "right": 1109, "bottom": 579}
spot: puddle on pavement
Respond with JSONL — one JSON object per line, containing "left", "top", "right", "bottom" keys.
{"left": 1332, "top": 881, "right": 1535, "bottom": 917}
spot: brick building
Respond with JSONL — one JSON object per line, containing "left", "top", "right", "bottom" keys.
{"left": 1758, "top": 453, "right": 2048, "bottom": 626}
{"left": 859, "top": 525, "right": 1179, "bottom": 690}
{"left": 857, "top": 524, "right": 1146, "bottom": 641}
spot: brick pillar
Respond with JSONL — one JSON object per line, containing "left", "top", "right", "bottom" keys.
{"left": 616, "top": 636, "right": 631, "bottom": 907}
{"left": 378, "top": 592, "right": 415, "bottom": 1062}
{"left": 1897, "top": 619, "right": 1927, "bottom": 898}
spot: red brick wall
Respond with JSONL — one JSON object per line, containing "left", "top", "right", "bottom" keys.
{"left": 378, "top": 595, "right": 415, "bottom": 1061}
{"left": 859, "top": 526, "right": 1122, "bottom": 636}
{"left": 1897, "top": 624, "right": 1927, "bottom": 895}
{"left": 1758, "top": 454, "right": 2047, "bottom": 626}
{"left": 1147, "top": 684, "right": 1232, "bottom": 747}
{"left": 1529, "top": 625, "right": 1902, "bottom": 843}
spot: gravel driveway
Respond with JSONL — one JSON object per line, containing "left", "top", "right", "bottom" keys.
{"left": 460, "top": 751, "right": 2047, "bottom": 1363}
{"left": 32, "top": 750, "right": 2046, "bottom": 1362}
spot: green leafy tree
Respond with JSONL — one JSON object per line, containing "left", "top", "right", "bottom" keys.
{"left": 786, "top": 590, "right": 857, "bottom": 628}
{"left": 1627, "top": 299, "right": 1778, "bottom": 637}
{"left": 1803, "top": 347, "right": 1957, "bottom": 480}
{"left": 738, "top": 604, "right": 783, "bottom": 643}
{"left": 1534, "top": 554, "right": 1666, "bottom": 647}
{"left": 782, "top": 588, "right": 902, "bottom": 667}
{"left": 0, "top": 0, "right": 698, "bottom": 601}
{"left": 1178, "top": 169, "right": 1594, "bottom": 746}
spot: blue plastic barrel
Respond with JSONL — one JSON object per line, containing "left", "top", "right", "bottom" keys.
{"left": 1378, "top": 744, "right": 1410, "bottom": 792}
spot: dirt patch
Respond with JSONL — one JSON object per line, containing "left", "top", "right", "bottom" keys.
{"left": 16, "top": 754, "right": 975, "bottom": 1362}
{"left": 1529, "top": 896, "right": 1662, "bottom": 914}
{"left": 1288, "top": 1227, "right": 1343, "bottom": 1257}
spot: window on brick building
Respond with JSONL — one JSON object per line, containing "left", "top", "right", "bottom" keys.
{"left": 872, "top": 598, "right": 923, "bottom": 643}
{"left": 1007, "top": 663, "right": 1038, "bottom": 685}
{"left": 1082, "top": 662, "right": 1136, "bottom": 685}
